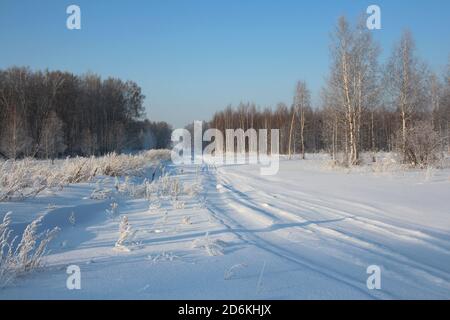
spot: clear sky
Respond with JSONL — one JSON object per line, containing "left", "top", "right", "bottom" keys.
{"left": 0, "top": 0, "right": 449, "bottom": 128}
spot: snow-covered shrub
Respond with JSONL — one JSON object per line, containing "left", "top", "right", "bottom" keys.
{"left": 145, "top": 173, "right": 184, "bottom": 201}
{"left": 90, "top": 184, "right": 112, "bottom": 200}
{"left": 192, "top": 232, "right": 226, "bottom": 256}
{"left": 0, "top": 213, "right": 15, "bottom": 287}
{"left": 0, "top": 213, "right": 60, "bottom": 288}
{"left": 170, "top": 178, "right": 182, "bottom": 199}
{"left": 370, "top": 153, "right": 405, "bottom": 173}
{"left": 172, "top": 200, "right": 185, "bottom": 210}
{"left": 94, "top": 150, "right": 170, "bottom": 177}
{"left": 64, "top": 158, "right": 92, "bottom": 183}
{"left": 0, "top": 150, "right": 171, "bottom": 202}
{"left": 15, "top": 217, "right": 58, "bottom": 273}
{"left": 116, "top": 177, "right": 148, "bottom": 199}
{"left": 182, "top": 216, "right": 191, "bottom": 225}
{"left": 396, "top": 122, "right": 443, "bottom": 168}
{"left": 0, "top": 159, "right": 50, "bottom": 202}
{"left": 322, "top": 153, "right": 349, "bottom": 170}
{"left": 115, "top": 215, "right": 136, "bottom": 251}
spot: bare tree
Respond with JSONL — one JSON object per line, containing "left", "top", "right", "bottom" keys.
{"left": 439, "top": 58, "right": 450, "bottom": 152}
{"left": 0, "top": 103, "right": 32, "bottom": 159}
{"left": 40, "top": 111, "right": 66, "bottom": 160}
{"left": 385, "top": 30, "right": 429, "bottom": 162}
{"left": 80, "top": 128, "right": 97, "bottom": 156}
{"left": 289, "top": 81, "right": 310, "bottom": 159}
{"left": 326, "top": 17, "right": 380, "bottom": 166}
{"left": 0, "top": 68, "right": 32, "bottom": 159}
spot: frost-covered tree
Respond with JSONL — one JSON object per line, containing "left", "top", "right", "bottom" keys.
{"left": 385, "top": 30, "right": 430, "bottom": 162}
{"left": 325, "top": 16, "right": 380, "bottom": 166}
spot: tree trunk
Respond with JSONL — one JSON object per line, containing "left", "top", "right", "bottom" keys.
{"left": 287, "top": 108, "right": 296, "bottom": 159}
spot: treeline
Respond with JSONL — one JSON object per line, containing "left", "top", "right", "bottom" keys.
{"left": 208, "top": 17, "right": 450, "bottom": 167}
{"left": 0, "top": 67, "right": 172, "bottom": 159}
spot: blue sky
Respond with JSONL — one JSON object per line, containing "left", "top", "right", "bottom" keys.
{"left": 0, "top": 0, "right": 449, "bottom": 127}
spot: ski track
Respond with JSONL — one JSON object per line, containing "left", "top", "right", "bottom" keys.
{"left": 202, "top": 164, "right": 450, "bottom": 299}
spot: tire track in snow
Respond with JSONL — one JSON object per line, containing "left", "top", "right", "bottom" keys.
{"left": 210, "top": 165, "right": 450, "bottom": 298}
{"left": 201, "top": 164, "right": 386, "bottom": 299}
{"left": 222, "top": 168, "right": 450, "bottom": 256}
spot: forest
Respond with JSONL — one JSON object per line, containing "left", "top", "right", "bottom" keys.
{"left": 208, "top": 18, "right": 450, "bottom": 167}
{"left": 0, "top": 69, "right": 172, "bottom": 159}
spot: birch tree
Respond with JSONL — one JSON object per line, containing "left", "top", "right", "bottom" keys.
{"left": 289, "top": 81, "right": 310, "bottom": 159}
{"left": 327, "top": 16, "right": 380, "bottom": 166}
{"left": 385, "top": 30, "right": 429, "bottom": 162}
{"left": 40, "top": 111, "right": 66, "bottom": 160}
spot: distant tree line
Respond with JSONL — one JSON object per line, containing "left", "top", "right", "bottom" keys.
{"left": 208, "top": 17, "right": 450, "bottom": 167}
{"left": 0, "top": 67, "right": 172, "bottom": 159}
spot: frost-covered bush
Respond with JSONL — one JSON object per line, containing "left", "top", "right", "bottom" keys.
{"left": 0, "top": 150, "right": 171, "bottom": 202}
{"left": 0, "top": 159, "right": 52, "bottom": 202}
{"left": 143, "top": 173, "right": 184, "bottom": 201}
{"left": 395, "top": 122, "right": 443, "bottom": 168}
{"left": 0, "top": 213, "right": 60, "bottom": 288}
{"left": 182, "top": 216, "right": 191, "bottom": 225}
{"left": 115, "top": 215, "right": 136, "bottom": 251}
{"left": 369, "top": 153, "right": 406, "bottom": 173}
{"left": 116, "top": 177, "right": 149, "bottom": 199}
{"left": 192, "top": 232, "right": 226, "bottom": 256}
{"left": 0, "top": 213, "right": 14, "bottom": 287}
{"left": 62, "top": 150, "right": 170, "bottom": 180}
{"left": 172, "top": 200, "right": 185, "bottom": 210}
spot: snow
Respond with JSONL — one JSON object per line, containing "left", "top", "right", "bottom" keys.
{"left": 0, "top": 155, "right": 449, "bottom": 299}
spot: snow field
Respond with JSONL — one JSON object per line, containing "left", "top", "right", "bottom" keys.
{"left": 0, "top": 153, "right": 449, "bottom": 299}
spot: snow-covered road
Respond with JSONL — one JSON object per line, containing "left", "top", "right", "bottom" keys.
{"left": 1, "top": 158, "right": 449, "bottom": 299}
{"left": 206, "top": 161, "right": 450, "bottom": 299}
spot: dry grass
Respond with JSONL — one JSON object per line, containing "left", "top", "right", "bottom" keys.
{"left": 0, "top": 150, "right": 171, "bottom": 202}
